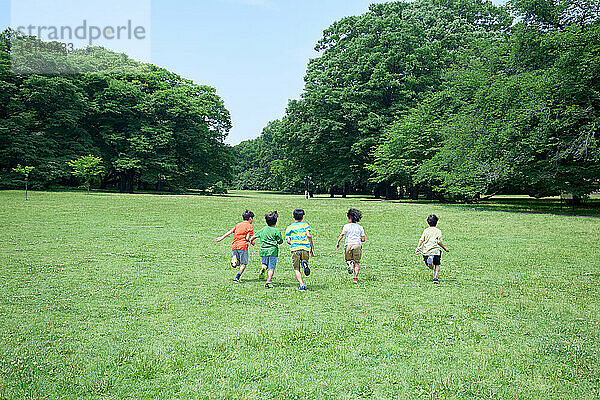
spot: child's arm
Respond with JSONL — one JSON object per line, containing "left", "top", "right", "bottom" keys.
{"left": 361, "top": 234, "right": 366, "bottom": 243}
{"left": 215, "top": 227, "right": 235, "bottom": 242}
{"left": 336, "top": 228, "right": 345, "bottom": 249}
{"left": 307, "top": 229, "right": 315, "bottom": 256}
{"left": 249, "top": 234, "right": 257, "bottom": 246}
{"left": 438, "top": 241, "right": 449, "bottom": 252}
{"left": 245, "top": 231, "right": 253, "bottom": 244}
{"left": 415, "top": 238, "right": 424, "bottom": 254}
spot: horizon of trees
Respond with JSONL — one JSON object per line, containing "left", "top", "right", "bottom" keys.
{"left": 232, "top": 0, "right": 600, "bottom": 201}
{"left": 0, "top": 28, "right": 233, "bottom": 193}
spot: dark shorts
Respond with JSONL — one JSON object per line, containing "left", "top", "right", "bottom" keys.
{"left": 291, "top": 250, "right": 309, "bottom": 269}
{"left": 423, "top": 254, "right": 441, "bottom": 266}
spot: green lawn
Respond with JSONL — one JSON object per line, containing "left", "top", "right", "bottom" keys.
{"left": 0, "top": 190, "right": 598, "bottom": 399}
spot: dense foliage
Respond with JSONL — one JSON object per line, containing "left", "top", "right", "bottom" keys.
{"left": 234, "top": 0, "right": 600, "bottom": 200}
{"left": 372, "top": 0, "right": 600, "bottom": 200}
{"left": 0, "top": 29, "right": 232, "bottom": 193}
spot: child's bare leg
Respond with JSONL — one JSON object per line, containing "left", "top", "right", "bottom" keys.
{"left": 294, "top": 267, "right": 304, "bottom": 286}
{"left": 267, "top": 268, "right": 275, "bottom": 282}
{"left": 354, "top": 261, "right": 360, "bottom": 279}
{"left": 433, "top": 265, "right": 440, "bottom": 279}
{"left": 238, "top": 264, "right": 247, "bottom": 276}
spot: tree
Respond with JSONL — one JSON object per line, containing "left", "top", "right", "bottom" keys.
{"left": 251, "top": 0, "right": 510, "bottom": 196}
{"left": 0, "top": 29, "right": 233, "bottom": 193}
{"left": 68, "top": 155, "right": 104, "bottom": 193}
{"left": 11, "top": 164, "right": 34, "bottom": 200}
{"left": 371, "top": 0, "right": 600, "bottom": 201}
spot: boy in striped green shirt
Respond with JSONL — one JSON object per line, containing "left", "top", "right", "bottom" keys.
{"left": 284, "top": 208, "right": 315, "bottom": 291}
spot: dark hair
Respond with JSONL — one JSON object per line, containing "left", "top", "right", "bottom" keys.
{"left": 427, "top": 214, "right": 438, "bottom": 227}
{"left": 347, "top": 208, "right": 362, "bottom": 223}
{"left": 265, "top": 211, "right": 278, "bottom": 226}
{"left": 242, "top": 210, "right": 255, "bottom": 221}
{"left": 293, "top": 208, "right": 305, "bottom": 221}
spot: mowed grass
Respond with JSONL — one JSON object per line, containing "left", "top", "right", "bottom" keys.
{"left": 0, "top": 190, "right": 598, "bottom": 400}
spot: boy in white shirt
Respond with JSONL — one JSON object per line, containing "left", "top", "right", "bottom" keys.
{"left": 415, "top": 214, "right": 449, "bottom": 284}
{"left": 336, "top": 208, "right": 365, "bottom": 283}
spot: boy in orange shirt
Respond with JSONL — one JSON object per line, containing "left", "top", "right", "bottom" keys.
{"left": 215, "top": 210, "right": 255, "bottom": 282}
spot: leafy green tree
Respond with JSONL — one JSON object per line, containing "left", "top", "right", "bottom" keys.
{"left": 11, "top": 164, "right": 34, "bottom": 200}
{"left": 372, "top": 0, "right": 600, "bottom": 201}
{"left": 263, "top": 0, "right": 510, "bottom": 196}
{"left": 0, "top": 29, "right": 233, "bottom": 193}
{"left": 68, "top": 155, "right": 104, "bottom": 193}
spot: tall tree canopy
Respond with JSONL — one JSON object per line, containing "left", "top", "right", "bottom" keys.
{"left": 0, "top": 29, "right": 232, "bottom": 193}
{"left": 371, "top": 0, "right": 600, "bottom": 200}
{"left": 236, "top": 0, "right": 599, "bottom": 200}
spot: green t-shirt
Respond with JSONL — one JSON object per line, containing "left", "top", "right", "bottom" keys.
{"left": 255, "top": 226, "right": 284, "bottom": 257}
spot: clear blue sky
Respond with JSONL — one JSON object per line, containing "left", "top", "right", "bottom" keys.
{"left": 0, "top": 0, "right": 506, "bottom": 145}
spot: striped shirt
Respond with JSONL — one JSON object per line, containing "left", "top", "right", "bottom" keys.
{"left": 285, "top": 221, "right": 311, "bottom": 251}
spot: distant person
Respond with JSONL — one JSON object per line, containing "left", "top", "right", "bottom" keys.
{"left": 415, "top": 214, "right": 449, "bottom": 284}
{"left": 215, "top": 210, "right": 255, "bottom": 283}
{"left": 250, "top": 211, "right": 284, "bottom": 289}
{"left": 336, "top": 208, "right": 365, "bottom": 283}
{"left": 284, "top": 208, "right": 315, "bottom": 291}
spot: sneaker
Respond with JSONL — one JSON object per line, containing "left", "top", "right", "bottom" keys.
{"left": 348, "top": 260, "right": 354, "bottom": 274}
{"left": 353, "top": 278, "right": 358, "bottom": 284}
{"left": 301, "top": 260, "right": 310, "bottom": 276}
{"left": 259, "top": 268, "right": 266, "bottom": 280}
{"left": 433, "top": 278, "right": 439, "bottom": 284}
{"left": 233, "top": 273, "right": 241, "bottom": 283}
{"left": 265, "top": 282, "right": 273, "bottom": 289}
{"left": 298, "top": 285, "right": 306, "bottom": 292}
{"left": 231, "top": 254, "right": 237, "bottom": 268}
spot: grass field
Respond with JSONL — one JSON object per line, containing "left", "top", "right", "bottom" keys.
{"left": 1, "top": 190, "right": 599, "bottom": 399}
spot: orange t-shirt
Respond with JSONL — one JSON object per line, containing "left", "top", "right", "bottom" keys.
{"left": 232, "top": 221, "right": 254, "bottom": 251}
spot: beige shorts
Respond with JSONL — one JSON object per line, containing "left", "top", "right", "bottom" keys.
{"left": 291, "top": 249, "right": 310, "bottom": 269}
{"left": 344, "top": 243, "right": 362, "bottom": 262}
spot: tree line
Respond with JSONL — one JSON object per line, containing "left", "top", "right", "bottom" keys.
{"left": 232, "top": 0, "right": 600, "bottom": 201}
{"left": 0, "top": 29, "right": 232, "bottom": 193}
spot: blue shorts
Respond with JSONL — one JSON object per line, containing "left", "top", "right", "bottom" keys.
{"left": 261, "top": 256, "right": 277, "bottom": 270}
{"left": 232, "top": 249, "right": 249, "bottom": 265}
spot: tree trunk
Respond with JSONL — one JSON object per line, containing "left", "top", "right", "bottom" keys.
{"left": 408, "top": 184, "right": 419, "bottom": 200}
{"left": 120, "top": 170, "right": 135, "bottom": 193}
{"left": 342, "top": 182, "right": 348, "bottom": 198}
{"left": 25, "top": 181, "right": 28, "bottom": 201}
{"left": 374, "top": 184, "right": 381, "bottom": 199}
{"left": 329, "top": 186, "right": 335, "bottom": 198}
{"left": 385, "top": 183, "right": 398, "bottom": 200}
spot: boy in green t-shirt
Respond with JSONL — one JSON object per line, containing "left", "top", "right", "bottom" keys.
{"left": 250, "top": 211, "right": 284, "bottom": 288}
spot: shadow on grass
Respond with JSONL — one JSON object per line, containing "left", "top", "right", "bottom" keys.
{"left": 380, "top": 196, "right": 600, "bottom": 219}
{"left": 234, "top": 278, "right": 328, "bottom": 291}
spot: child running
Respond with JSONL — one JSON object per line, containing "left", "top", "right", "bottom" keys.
{"left": 415, "top": 214, "right": 449, "bottom": 284}
{"left": 336, "top": 208, "right": 365, "bottom": 283}
{"left": 284, "top": 209, "right": 315, "bottom": 292}
{"left": 215, "top": 210, "right": 255, "bottom": 283}
{"left": 250, "top": 211, "right": 283, "bottom": 289}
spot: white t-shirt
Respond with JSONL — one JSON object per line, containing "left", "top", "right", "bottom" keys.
{"left": 343, "top": 223, "right": 365, "bottom": 245}
{"left": 419, "top": 226, "right": 442, "bottom": 256}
